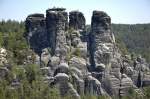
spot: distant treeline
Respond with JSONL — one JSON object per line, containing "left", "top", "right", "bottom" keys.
{"left": 112, "top": 23, "right": 150, "bottom": 62}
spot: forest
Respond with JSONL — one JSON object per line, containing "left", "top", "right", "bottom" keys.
{"left": 112, "top": 23, "right": 150, "bottom": 62}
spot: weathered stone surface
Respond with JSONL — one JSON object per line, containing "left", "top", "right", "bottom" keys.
{"left": 24, "top": 8, "right": 150, "bottom": 98}
{"left": 120, "top": 74, "right": 134, "bottom": 96}
{"left": 69, "top": 11, "right": 85, "bottom": 30}
{"left": 142, "top": 73, "right": 150, "bottom": 87}
{"left": 72, "top": 73, "right": 85, "bottom": 95}
{"left": 85, "top": 73, "right": 106, "bottom": 95}
{"left": 54, "top": 62, "right": 69, "bottom": 75}
{"left": 69, "top": 57, "right": 88, "bottom": 76}
{"left": 89, "top": 11, "right": 114, "bottom": 70}
{"left": 46, "top": 8, "right": 68, "bottom": 57}
{"left": 25, "top": 14, "right": 48, "bottom": 54}
{"left": 55, "top": 73, "right": 80, "bottom": 99}
{"left": 103, "top": 75, "right": 120, "bottom": 96}
{"left": 47, "top": 56, "right": 60, "bottom": 76}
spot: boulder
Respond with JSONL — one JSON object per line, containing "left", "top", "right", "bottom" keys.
{"left": 54, "top": 62, "right": 69, "bottom": 75}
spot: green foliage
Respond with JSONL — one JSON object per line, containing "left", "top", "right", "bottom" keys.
{"left": 66, "top": 47, "right": 81, "bottom": 61}
{"left": 115, "top": 36, "right": 129, "bottom": 55}
{"left": 112, "top": 24, "right": 150, "bottom": 62}
{"left": 0, "top": 63, "right": 60, "bottom": 99}
{"left": 143, "top": 86, "right": 150, "bottom": 99}
{"left": 66, "top": 51, "right": 73, "bottom": 61}
{"left": 73, "top": 48, "right": 81, "bottom": 57}
{"left": 0, "top": 20, "right": 28, "bottom": 65}
{"left": 25, "top": 64, "right": 41, "bottom": 83}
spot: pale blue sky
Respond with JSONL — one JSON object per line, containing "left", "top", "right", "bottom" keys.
{"left": 0, "top": 0, "right": 150, "bottom": 24}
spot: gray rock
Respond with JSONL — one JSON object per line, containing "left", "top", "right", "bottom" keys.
{"left": 55, "top": 73, "right": 80, "bottom": 99}
{"left": 72, "top": 73, "right": 85, "bottom": 95}
{"left": 0, "top": 67, "right": 8, "bottom": 79}
{"left": 69, "top": 11, "right": 85, "bottom": 30}
{"left": 69, "top": 57, "right": 88, "bottom": 76}
{"left": 25, "top": 14, "right": 48, "bottom": 54}
{"left": 95, "top": 63, "right": 106, "bottom": 72}
{"left": 142, "top": 73, "right": 150, "bottom": 87}
{"left": 89, "top": 11, "right": 114, "bottom": 70}
{"left": 85, "top": 73, "right": 106, "bottom": 95}
{"left": 120, "top": 74, "right": 134, "bottom": 96}
{"left": 46, "top": 8, "right": 68, "bottom": 56}
{"left": 47, "top": 56, "right": 60, "bottom": 76}
{"left": 54, "top": 62, "right": 69, "bottom": 75}
{"left": 103, "top": 75, "right": 120, "bottom": 96}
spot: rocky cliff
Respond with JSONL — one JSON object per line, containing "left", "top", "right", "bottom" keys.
{"left": 24, "top": 8, "right": 150, "bottom": 98}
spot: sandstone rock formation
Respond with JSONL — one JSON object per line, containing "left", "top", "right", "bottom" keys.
{"left": 46, "top": 8, "right": 68, "bottom": 57}
{"left": 25, "top": 14, "right": 48, "bottom": 54}
{"left": 24, "top": 7, "right": 150, "bottom": 98}
{"left": 69, "top": 11, "right": 85, "bottom": 30}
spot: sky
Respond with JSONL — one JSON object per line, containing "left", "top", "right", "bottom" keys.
{"left": 0, "top": 0, "right": 150, "bottom": 24}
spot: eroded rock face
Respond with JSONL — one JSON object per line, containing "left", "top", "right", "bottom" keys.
{"left": 69, "top": 11, "right": 85, "bottom": 30}
{"left": 46, "top": 8, "right": 68, "bottom": 57}
{"left": 89, "top": 11, "right": 114, "bottom": 72}
{"left": 55, "top": 73, "right": 80, "bottom": 99}
{"left": 24, "top": 8, "right": 150, "bottom": 98}
{"left": 25, "top": 14, "right": 48, "bottom": 54}
{"left": 85, "top": 73, "right": 106, "bottom": 95}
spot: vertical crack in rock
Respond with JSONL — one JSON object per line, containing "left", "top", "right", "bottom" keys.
{"left": 46, "top": 8, "right": 68, "bottom": 57}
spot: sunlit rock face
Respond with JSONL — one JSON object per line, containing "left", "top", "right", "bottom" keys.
{"left": 0, "top": 48, "right": 8, "bottom": 66}
{"left": 25, "top": 14, "right": 48, "bottom": 54}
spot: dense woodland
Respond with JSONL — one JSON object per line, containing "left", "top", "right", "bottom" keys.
{"left": 112, "top": 24, "right": 150, "bottom": 62}
{"left": 0, "top": 20, "right": 150, "bottom": 99}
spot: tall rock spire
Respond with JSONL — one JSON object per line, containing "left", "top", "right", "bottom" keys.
{"left": 25, "top": 13, "right": 48, "bottom": 54}
{"left": 46, "top": 8, "right": 68, "bottom": 57}
{"left": 89, "top": 11, "right": 114, "bottom": 71}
